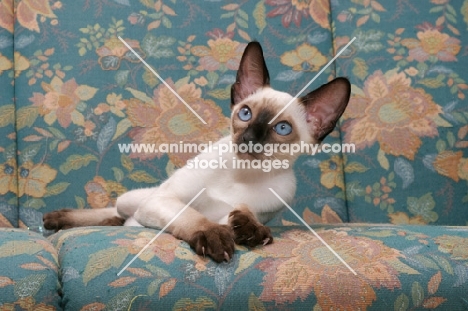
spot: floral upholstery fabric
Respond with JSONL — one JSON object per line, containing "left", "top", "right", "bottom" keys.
{"left": 332, "top": 0, "right": 468, "bottom": 226}
{"left": 8, "top": 0, "right": 347, "bottom": 229}
{"left": 0, "top": 228, "right": 61, "bottom": 310}
{"left": 0, "top": 0, "right": 17, "bottom": 228}
{"left": 48, "top": 225, "right": 468, "bottom": 310}
{"left": 1, "top": 0, "right": 468, "bottom": 310}
{"left": 2, "top": 0, "right": 466, "bottom": 228}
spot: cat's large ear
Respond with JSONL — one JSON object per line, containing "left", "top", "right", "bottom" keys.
{"left": 300, "top": 77, "right": 351, "bottom": 142}
{"left": 231, "top": 42, "right": 270, "bottom": 106}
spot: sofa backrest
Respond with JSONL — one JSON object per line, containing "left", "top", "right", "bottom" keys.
{"left": 1, "top": 0, "right": 467, "bottom": 228}
{"left": 332, "top": 1, "right": 468, "bottom": 225}
{"left": 9, "top": 1, "right": 348, "bottom": 229}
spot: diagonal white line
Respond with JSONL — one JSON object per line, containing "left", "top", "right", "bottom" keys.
{"left": 117, "top": 188, "right": 206, "bottom": 276}
{"left": 118, "top": 36, "right": 207, "bottom": 125}
{"left": 268, "top": 188, "right": 357, "bottom": 275}
{"left": 268, "top": 37, "right": 357, "bottom": 124}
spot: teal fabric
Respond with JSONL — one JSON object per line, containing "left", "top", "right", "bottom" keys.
{"left": 0, "top": 0, "right": 17, "bottom": 228}
{"left": 1, "top": 0, "right": 468, "bottom": 309}
{"left": 49, "top": 225, "right": 468, "bottom": 310}
{"left": 10, "top": 0, "right": 347, "bottom": 228}
{"left": 0, "top": 228, "right": 62, "bottom": 309}
{"left": 331, "top": 1, "right": 468, "bottom": 225}
{"left": 7, "top": 1, "right": 467, "bottom": 230}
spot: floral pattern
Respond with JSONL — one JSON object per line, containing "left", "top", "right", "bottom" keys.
{"left": 0, "top": 0, "right": 468, "bottom": 309}
{"left": 401, "top": 28, "right": 461, "bottom": 63}
{"left": 16, "top": 0, "right": 57, "bottom": 33}
{"left": 5, "top": 0, "right": 340, "bottom": 229}
{"left": 85, "top": 176, "right": 127, "bottom": 209}
{"left": 343, "top": 70, "right": 442, "bottom": 160}
{"left": 333, "top": 0, "right": 468, "bottom": 225}
{"left": 191, "top": 38, "right": 246, "bottom": 72}
{"left": 96, "top": 37, "right": 146, "bottom": 71}
{"left": 30, "top": 77, "right": 98, "bottom": 128}
{"left": 42, "top": 225, "right": 468, "bottom": 310}
{"left": 257, "top": 229, "right": 404, "bottom": 308}
{"left": 280, "top": 42, "right": 327, "bottom": 71}
{"left": 17, "top": 161, "right": 56, "bottom": 198}
{"left": 0, "top": 229, "right": 61, "bottom": 309}
{"left": 0, "top": 0, "right": 16, "bottom": 228}
{"left": 266, "top": 0, "right": 330, "bottom": 29}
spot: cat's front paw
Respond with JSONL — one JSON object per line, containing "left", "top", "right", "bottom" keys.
{"left": 229, "top": 208, "right": 273, "bottom": 248}
{"left": 188, "top": 224, "right": 235, "bottom": 263}
{"left": 43, "top": 209, "right": 76, "bottom": 231}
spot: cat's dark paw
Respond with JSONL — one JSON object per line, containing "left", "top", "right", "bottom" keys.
{"left": 188, "top": 224, "right": 235, "bottom": 263}
{"left": 228, "top": 208, "right": 273, "bottom": 248}
{"left": 98, "top": 216, "right": 125, "bottom": 226}
{"left": 43, "top": 209, "right": 76, "bottom": 231}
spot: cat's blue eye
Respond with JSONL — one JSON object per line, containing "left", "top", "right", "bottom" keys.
{"left": 273, "top": 121, "right": 292, "bottom": 136}
{"left": 238, "top": 106, "right": 252, "bottom": 121}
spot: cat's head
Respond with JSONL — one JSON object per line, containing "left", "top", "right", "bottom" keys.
{"left": 230, "top": 41, "right": 351, "bottom": 162}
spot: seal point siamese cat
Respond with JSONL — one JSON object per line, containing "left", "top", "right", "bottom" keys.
{"left": 44, "top": 42, "right": 351, "bottom": 263}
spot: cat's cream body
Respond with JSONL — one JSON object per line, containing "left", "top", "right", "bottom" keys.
{"left": 44, "top": 42, "right": 351, "bottom": 262}
{"left": 120, "top": 88, "right": 303, "bottom": 229}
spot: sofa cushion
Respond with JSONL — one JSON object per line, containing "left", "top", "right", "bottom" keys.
{"left": 50, "top": 225, "right": 468, "bottom": 310}
{"left": 0, "top": 228, "right": 62, "bottom": 309}
{"left": 331, "top": 1, "right": 468, "bottom": 225}
{"left": 0, "top": 0, "right": 17, "bottom": 228}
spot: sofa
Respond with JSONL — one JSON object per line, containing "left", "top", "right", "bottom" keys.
{"left": 1, "top": 0, "right": 468, "bottom": 309}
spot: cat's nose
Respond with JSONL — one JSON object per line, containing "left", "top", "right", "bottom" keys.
{"left": 243, "top": 123, "right": 268, "bottom": 144}
{"left": 242, "top": 131, "right": 259, "bottom": 144}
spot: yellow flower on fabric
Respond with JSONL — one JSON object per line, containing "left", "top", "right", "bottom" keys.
{"left": 85, "top": 176, "right": 126, "bottom": 209}
{"left": 280, "top": 43, "right": 327, "bottom": 71}
{"left": 0, "top": 158, "right": 17, "bottom": 195}
{"left": 14, "top": 51, "right": 30, "bottom": 77}
{"left": 435, "top": 235, "right": 468, "bottom": 260}
{"left": 389, "top": 212, "right": 426, "bottom": 225}
{"left": 191, "top": 38, "right": 246, "bottom": 72}
{"left": 319, "top": 155, "right": 344, "bottom": 190}
{"left": 402, "top": 29, "right": 460, "bottom": 62}
{"left": 0, "top": 52, "right": 12, "bottom": 74}
{"left": 18, "top": 162, "right": 57, "bottom": 197}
